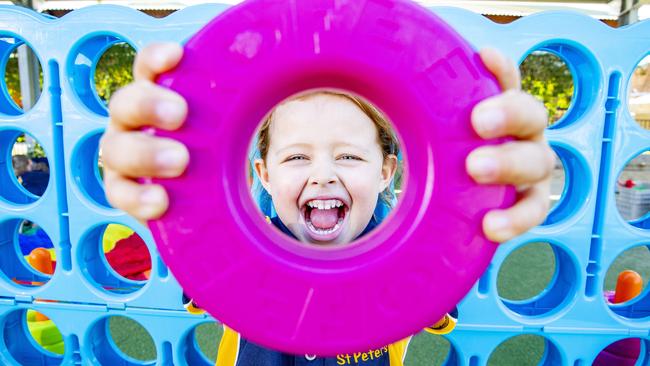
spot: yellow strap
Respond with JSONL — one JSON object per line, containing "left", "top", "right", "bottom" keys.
{"left": 387, "top": 337, "right": 411, "bottom": 366}
{"left": 215, "top": 325, "right": 240, "bottom": 366}
{"left": 423, "top": 313, "right": 457, "bottom": 335}
{"left": 183, "top": 300, "right": 205, "bottom": 315}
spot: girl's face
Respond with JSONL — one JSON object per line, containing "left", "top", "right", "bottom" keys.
{"left": 254, "top": 93, "right": 397, "bottom": 245}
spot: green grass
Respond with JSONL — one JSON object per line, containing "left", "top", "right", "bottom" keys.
{"left": 403, "top": 332, "right": 451, "bottom": 365}
{"left": 604, "top": 246, "right": 650, "bottom": 293}
{"left": 104, "top": 244, "right": 650, "bottom": 365}
{"left": 109, "top": 317, "right": 157, "bottom": 361}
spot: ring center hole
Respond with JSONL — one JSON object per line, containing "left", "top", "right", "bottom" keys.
{"left": 248, "top": 89, "right": 407, "bottom": 250}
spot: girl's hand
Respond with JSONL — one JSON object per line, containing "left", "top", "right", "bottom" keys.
{"left": 100, "top": 43, "right": 189, "bottom": 222}
{"left": 467, "top": 48, "right": 555, "bottom": 243}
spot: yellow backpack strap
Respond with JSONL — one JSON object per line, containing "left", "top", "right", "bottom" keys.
{"left": 182, "top": 293, "right": 206, "bottom": 315}
{"left": 423, "top": 313, "right": 457, "bottom": 335}
{"left": 387, "top": 336, "right": 411, "bottom": 366}
{"left": 215, "top": 325, "right": 240, "bottom": 366}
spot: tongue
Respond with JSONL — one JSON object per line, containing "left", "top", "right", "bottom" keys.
{"left": 310, "top": 208, "right": 339, "bottom": 229}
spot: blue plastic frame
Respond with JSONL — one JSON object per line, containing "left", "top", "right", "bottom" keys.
{"left": 0, "top": 3, "right": 648, "bottom": 365}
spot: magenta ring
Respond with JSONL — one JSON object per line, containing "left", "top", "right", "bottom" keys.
{"left": 149, "top": 0, "right": 514, "bottom": 355}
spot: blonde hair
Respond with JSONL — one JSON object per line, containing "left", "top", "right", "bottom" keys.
{"left": 256, "top": 91, "right": 400, "bottom": 206}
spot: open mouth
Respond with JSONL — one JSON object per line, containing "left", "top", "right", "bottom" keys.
{"left": 301, "top": 198, "right": 348, "bottom": 242}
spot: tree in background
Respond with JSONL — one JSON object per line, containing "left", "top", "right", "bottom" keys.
{"left": 5, "top": 50, "right": 23, "bottom": 107}
{"left": 5, "top": 43, "right": 134, "bottom": 163}
{"left": 519, "top": 51, "right": 574, "bottom": 125}
{"left": 93, "top": 42, "right": 136, "bottom": 103}
{"left": 15, "top": 134, "right": 46, "bottom": 159}
{"left": 4, "top": 42, "right": 135, "bottom": 109}
{"left": 6, "top": 44, "right": 647, "bottom": 129}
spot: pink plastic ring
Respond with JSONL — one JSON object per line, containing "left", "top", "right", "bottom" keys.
{"left": 149, "top": 0, "right": 514, "bottom": 355}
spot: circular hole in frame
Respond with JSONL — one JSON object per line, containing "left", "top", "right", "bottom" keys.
{"left": 0, "top": 218, "right": 54, "bottom": 288}
{"left": 629, "top": 54, "right": 650, "bottom": 131}
{"left": 248, "top": 90, "right": 406, "bottom": 248}
{"left": 519, "top": 42, "right": 599, "bottom": 129}
{"left": 11, "top": 132, "right": 50, "bottom": 196}
{"left": 68, "top": 35, "right": 135, "bottom": 116}
{"left": 94, "top": 42, "right": 136, "bottom": 105}
{"left": 403, "top": 332, "right": 458, "bottom": 366}
{"left": 78, "top": 223, "right": 151, "bottom": 295}
{"left": 18, "top": 219, "right": 56, "bottom": 277}
{"left": 605, "top": 245, "right": 650, "bottom": 320}
{"left": 615, "top": 150, "right": 650, "bottom": 226}
{"left": 72, "top": 131, "right": 110, "bottom": 208}
{"left": 25, "top": 309, "right": 65, "bottom": 355}
{"left": 88, "top": 315, "right": 156, "bottom": 365}
{"left": 497, "top": 242, "right": 577, "bottom": 317}
{"left": 592, "top": 338, "right": 647, "bottom": 365}
{"left": 543, "top": 144, "right": 590, "bottom": 226}
{"left": 0, "top": 36, "right": 43, "bottom": 115}
{"left": 520, "top": 50, "right": 574, "bottom": 126}
{"left": 487, "top": 335, "right": 563, "bottom": 365}
{"left": 1, "top": 129, "right": 50, "bottom": 204}
{"left": 2, "top": 308, "right": 64, "bottom": 365}
{"left": 184, "top": 321, "right": 223, "bottom": 365}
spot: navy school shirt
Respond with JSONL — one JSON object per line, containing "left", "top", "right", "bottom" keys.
{"left": 212, "top": 216, "right": 457, "bottom": 366}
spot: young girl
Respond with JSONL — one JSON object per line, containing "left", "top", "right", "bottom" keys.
{"left": 253, "top": 91, "right": 398, "bottom": 245}
{"left": 101, "top": 43, "right": 553, "bottom": 365}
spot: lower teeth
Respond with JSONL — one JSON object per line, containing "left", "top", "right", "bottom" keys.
{"left": 307, "top": 218, "right": 344, "bottom": 235}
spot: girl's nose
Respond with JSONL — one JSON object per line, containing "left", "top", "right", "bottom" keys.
{"left": 308, "top": 161, "right": 338, "bottom": 186}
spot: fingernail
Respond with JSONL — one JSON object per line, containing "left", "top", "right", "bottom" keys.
{"left": 467, "top": 154, "right": 499, "bottom": 181}
{"left": 156, "top": 146, "right": 188, "bottom": 170}
{"left": 156, "top": 99, "right": 186, "bottom": 126}
{"left": 474, "top": 106, "right": 505, "bottom": 137}
{"left": 486, "top": 213, "right": 510, "bottom": 233}
{"left": 140, "top": 187, "right": 163, "bottom": 205}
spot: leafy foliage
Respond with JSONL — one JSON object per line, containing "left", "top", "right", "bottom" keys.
{"left": 519, "top": 51, "right": 574, "bottom": 125}
{"left": 6, "top": 43, "right": 576, "bottom": 127}
{"left": 5, "top": 42, "right": 134, "bottom": 158}
{"left": 4, "top": 46, "right": 43, "bottom": 109}
{"left": 93, "top": 42, "right": 136, "bottom": 103}
{"left": 5, "top": 51, "right": 22, "bottom": 107}
{"left": 5, "top": 42, "right": 135, "bottom": 108}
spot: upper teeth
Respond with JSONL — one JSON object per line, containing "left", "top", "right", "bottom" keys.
{"left": 307, "top": 199, "right": 343, "bottom": 210}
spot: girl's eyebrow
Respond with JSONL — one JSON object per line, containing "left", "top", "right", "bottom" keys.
{"left": 274, "top": 143, "right": 311, "bottom": 156}
{"left": 333, "top": 142, "right": 370, "bottom": 154}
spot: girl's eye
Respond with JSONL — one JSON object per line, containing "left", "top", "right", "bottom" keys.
{"left": 285, "top": 155, "right": 307, "bottom": 162}
{"left": 339, "top": 155, "right": 362, "bottom": 161}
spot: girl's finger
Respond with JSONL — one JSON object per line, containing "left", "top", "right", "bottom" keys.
{"left": 482, "top": 182, "right": 550, "bottom": 243}
{"left": 471, "top": 89, "right": 548, "bottom": 140}
{"left": 467, "top": 140, "right": 554, "bottom": 185}
{"left": 479, "top": 47, "right": 521, "bottom": 91}
{"left": 100, "top": 129, "right": 189, "bottom": 179}
{"left": 103, "top": 169, "right": 169, "bottom": 222}
{"left": 133, "top": 43, "right": 184, "bottom": 81}
{"left": 108, "top": 80, "right": 187, "bottom": 131}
